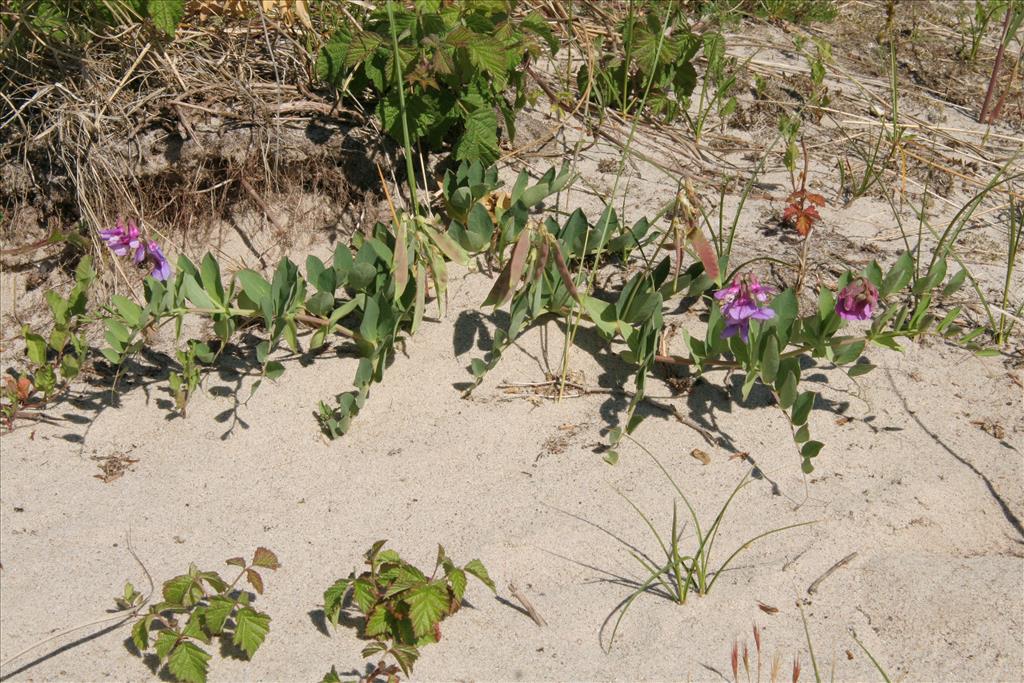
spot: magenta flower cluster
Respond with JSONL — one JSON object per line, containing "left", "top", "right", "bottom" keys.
{"left": 99, "top": 219, "right": 171, "bottom": 281}
{"left": 835, "top": 277, "right": 878, "bottom": 321}
{"left": 715, "top": 274, "right": 775, "bottom": 341}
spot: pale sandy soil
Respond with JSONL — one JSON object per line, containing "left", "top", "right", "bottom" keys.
{"left": 2, "top": 6, "right": 1024, "bottom": 683}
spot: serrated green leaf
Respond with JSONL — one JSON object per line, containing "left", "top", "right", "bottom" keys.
{"left": 447, "top": 567, "right": 467, "bottom": 601}
{"left": 132, "top": 618, "right": 150, "bottom": 651}
{"left": 163, "top": 575, "right": 203, "bottom": 607}
{"left": 321, "top": 666, "right": 343, "bottom": 683}
{"left": 146, "top": 0, "right": 185, "bottom": 37}
{"left": 456, "top": 106, "right": 499, "bottom": 165}
{"left": 204, "top": 595, "right": 234, "bottom": 635}
{"left": 323, "top": 578, "right": 351, "bottom": 627}
{"left": 406, "top": 582, "right": 449, "bottom": 638}
{"left": 463, "top": 559, "right": 495, "bottom": 591}
{"left": 390, "top": 643, "right": 420, "bottom": 676}
{"left": 351, "top": 577, "right": 377, "bottom": 614}
{"left": 233, "top": 608, "right": 271, "bottom": 659}
{"left": 167, "top": 641, "right": 210, "bottom": 683}
{"left": 154, "top": 629, "right": 180, "bottom": 661}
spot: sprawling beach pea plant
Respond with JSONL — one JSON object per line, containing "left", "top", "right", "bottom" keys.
{"left": 439, "top": 163, "right": 982, "bottom": 472}
{"left": 3, "top": 256, "right": 94, "bottom": 427}
{"left": 5, "top": 157, "right": 983, "bottom": 475}
{"left": 323, "top": 541, "right": 494, "bottom": 678}
{"left": 317, "top": 0, "right": 556, "bottom": 164}
{"left": 121, "top": 547, "right": 280, "bottom": 683}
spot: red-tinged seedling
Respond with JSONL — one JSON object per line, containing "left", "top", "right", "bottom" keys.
{"left": 122, "top": 547, "right": 280, "bottom": 683}
{"left": 322, "top": 542, "right": 495, "bottom": 679}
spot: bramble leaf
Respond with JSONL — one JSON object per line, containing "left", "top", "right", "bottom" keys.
{"left": 463, "top": 559, "right": 496, "bottom": 591}
{"left": 146, "top": 0, "right": 185, "bottom": 38}
{"left": 167, "top": 641, "right": 210, "bottom": 683}
{"left": 204, "top": 596, "right": 234, "bottom": 635}
{"left": 233, "top": 607, "right": 271, "bottom": 659}
{"left": 406, "top": 582, "right": 449, "bottom": 638}
{"left": 245, "top": 568, "right": 264, "bottom": 595}
{"left": 252, "top": 547, "right": 281, "bottom": 570}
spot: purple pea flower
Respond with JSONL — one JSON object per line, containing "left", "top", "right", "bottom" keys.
{"left": 98, "top": 219, "right": 141, "bottom": 258}
{"left": 144, "top": 241, "right": 172, "bottom": 281}
{"left": 835, "top": 276, "right": 878, "bottom": 321}
{"left": 98, "top": 218, "right": 172, "bottom": 282}
{"left": 715, "top": 274, "right": 775, "bottom": 341}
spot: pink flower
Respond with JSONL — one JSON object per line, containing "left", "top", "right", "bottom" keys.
{"left": 835, "top": 277, "right": 878, "bottom": 321}
{"left": 98, "top": 218, "right": 141, "bottom": 258}
{"left": 144, "top": 241, "right": 171, "bottom": 281}
{"left": 715, "top": 274, "right": 775, "bottom": 341}
{"left": 98, "top": 218, "right": 172, "bottom": 282}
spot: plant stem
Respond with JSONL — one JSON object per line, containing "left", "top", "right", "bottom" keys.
{"left": 980, "top": 4, "right": 1013, "bottom": 124}
{"left": 385, "top": 0, "right": 420, "bottom": 215}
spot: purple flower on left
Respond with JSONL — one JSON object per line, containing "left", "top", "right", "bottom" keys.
{"left": 715, "top": 274, "right": 775, "bottom": 341}
{"left": 99, "top": 219, "right": 172, "bottom": 281}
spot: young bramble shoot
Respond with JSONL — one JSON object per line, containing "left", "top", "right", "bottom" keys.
{"left": 323, "top": 542, "right": 495, "bottom": 678}
{"left": 124, "top": 547, "right": 279, "bottom": 683}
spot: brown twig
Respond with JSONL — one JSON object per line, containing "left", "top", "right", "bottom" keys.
{"left": 807, "top": 552, "right": 858, "bottom": 596}
{"left": 508, "top": 583, "right": 547, "bottom": 627}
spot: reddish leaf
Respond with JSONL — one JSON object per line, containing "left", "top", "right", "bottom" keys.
{"left": 805, "top": 192, "right": 826, "bottom": 206}
{"left": 550, "top": 241, "right": 581, "bottom": 302}
{"left": 246, "top": 568, "right": 264, "bottom": 594}
{"left": 252, "top": 547, "right": 280, "bottom": 570}
{"left": 687, "top": 225, "right": 720, "bottom": 279}
{"left": 226, "top": 557, "right": 246, "bottom": 568}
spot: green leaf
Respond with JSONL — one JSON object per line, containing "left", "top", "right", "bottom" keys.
{"left": 759, "top": 335, "right": 779, "bottom": 384}
{"left": 463, "top": 559, "right": 495, "bottom": 591}
{"left": 146, "top": 0, "right": 185, "bottom": 37}
{"left": 132, "top": 618, "right": 150, "bottom": 651}
{"left": 406, "top": 582, "right": 449, "bottom": 638}
{"left": 321, "top": 666, "right": 343, "bottom": 683}
{"left": 182, "top": 274, "right": 214, "bottom": 310}
{"left": 167, "top": 641, "right": 210, "bottom": 683}
{"left": 801, "top": 440, "right": 824, "bottom": 459}
{"left": 456, "top": 106, "right": 499, "bottom": 165}
{"left": 237, "top": 269, "right": 271, "bottom": 307}
{"left": 199, "top": 253, "right": 224, "bottom": 306}
{"left": 390, "top": 643, "right": 420, "bottom": 676}
{"left": 942, "top": 268, "right": 967, "bottom": 297}
{"left": 154, "top": 630, "right": 180, "bottom": 661}
{"left": 111, "top": 295, "right": 143, "bottom": 327}
{"left": 351, "top": 577, "right": 377, "bottom": 614}
{"left": 319, "top": 667, "right": 344, "bottom": 683}
{"left": 233, "top": 608, "right": 271, "bottom": 659}
{"left": 203, "top": 596, "right": 234, "bottom": 635}
{"left": 880, "top": 251, "right": 913, "bottom": 297}
{"left": 323, "top": 578, "right": 351, "bottom": 626}
{"left": 791, "top": 391, "right": 816, "bottom": 426}
{"left": 777, "top": 370, "right": 798, "bottom": 409}
{"left": 447, "top": 567, "right": 467, "bottom": 601}
{"left": 24, "top": 332, "right": 47, "bottom": 366}
{"left": 163, "top": 574, "right": 203, "bottom": 607}
{"left": 264, "top": 361, "right": 285, "bottom": 381}
{"left": 847, "top": 362, "right": 875, "bottom": 378}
